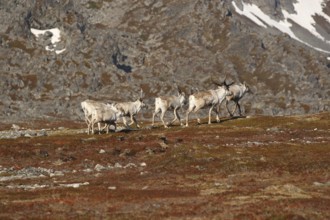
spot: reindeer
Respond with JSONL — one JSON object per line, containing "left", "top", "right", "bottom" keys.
{"left": 152, "top": 87, "right": 186, "bottom": 128}
{"left": 90, "top": 103, "right": 123, "bottom": 134}
{"left": 81, "top": 100, "right": 108, "bottom": 134}
{"left": 112, "top": 89, "right": 146, "bottom": 128}
{"left": 185, "top": 79, "right": 232, "bottom": 127}
{"left": 225, "top": 82, "right": 252, "bottom": 117}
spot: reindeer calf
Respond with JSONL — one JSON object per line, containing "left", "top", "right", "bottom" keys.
{"left": 81, "top": 100, "right": 108, "bottom": 134}
{"left": 90, "top": 104, "right": 123, "bottom": 134}
{"left": 152, "top": 89, "right": 186, "bottom": 128}
{"left": 112, "top": 90, "right": 146, "bottom": 128}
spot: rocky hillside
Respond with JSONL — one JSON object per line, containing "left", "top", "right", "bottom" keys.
{"left": 0, "top": 0, "right": 329, "bottom": 123}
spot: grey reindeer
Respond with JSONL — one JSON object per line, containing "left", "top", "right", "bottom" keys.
{"left": 152, "top": 87, "right": 186, "bottom": 128}
{"left": 185, "top": 78, "right": 233, "bottom": 127}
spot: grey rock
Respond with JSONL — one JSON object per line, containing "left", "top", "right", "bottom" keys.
{"left": 0, "top": 0, "right": 329, "bottom": 125}
{"left": 94, "top": 164, "right": 106, "bottom": 172}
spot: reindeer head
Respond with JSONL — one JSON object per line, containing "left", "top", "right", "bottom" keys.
{"left": 244, "top": 82, "right": 253, "bottom": 94}
{"left": 177, "top": 86, "right": 187, "bottom": 105}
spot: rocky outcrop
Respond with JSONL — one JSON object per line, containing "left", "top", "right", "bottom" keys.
{"left": 0, "top": 0, "right": 329, "bottom": 123}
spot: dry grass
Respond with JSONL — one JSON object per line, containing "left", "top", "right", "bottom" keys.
{"left": 0, "top": 112, "right": 329, "bottom": 219}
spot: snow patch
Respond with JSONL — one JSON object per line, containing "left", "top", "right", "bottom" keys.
{"left": 232, "top": 0, "right": 330, "bottom": 53}
{"left": 232, "top": 3, "right": 268, "bottom": 28}
{"left": 283, "top": 0, "right": 330, "bottom": 43}
{"left": 55, "top": 48, "right": 66, "bottom": 54}
{"left": 30, "top": 28, "right": 66, "bottom": 54}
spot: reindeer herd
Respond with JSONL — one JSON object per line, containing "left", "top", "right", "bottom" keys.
{"left": 81, "top": 78, "right": 252, "bottom": 134}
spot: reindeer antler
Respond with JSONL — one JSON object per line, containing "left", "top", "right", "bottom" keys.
{"left": 177, "top": 85, "right": 184, "bottom": 94}
{"left": 223, "top": 75, "right": 227, "bottom": 84}
{"left": 139, "top": 88, "right": 145, "bottom": 100}
{"left": 222, "top": 74, "right": 234, "bottom": 87}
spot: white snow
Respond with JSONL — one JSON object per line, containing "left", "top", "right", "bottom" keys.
{"left": 283, "top": 0, "right": 330, "bottom": 43}
{"left": 232, "top": 2, "right": 296, "bottom": 38}
{"left": 232, "top": 0, "right": 330, "bottom": 53}
{"left": 55, "top": 48, "right": 67, "bottom": 54}
{"left": 232, "top": 3, "right": 268, "bottom": 28}
{"left": 30, "top": 28, "right": 66, "bottom": 54}
{"left": 31, "top": 28, "right": 61, "bottom": 44}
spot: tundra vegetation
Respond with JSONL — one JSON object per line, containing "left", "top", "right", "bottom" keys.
{"left": 111, "top": 89, "right": 146, "bottom": 129}
{"left": 0, "top": 0, "right": 329, "bottom": 218}
{"left": 0, "top": 112, "right": 329, "bottom": 219}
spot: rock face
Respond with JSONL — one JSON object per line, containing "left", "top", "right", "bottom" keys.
{"left": 0, "top": 0, "right": 329, "bottom": 123}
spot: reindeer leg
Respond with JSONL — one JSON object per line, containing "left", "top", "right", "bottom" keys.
{"left": 214, "top": 105, "right": 221, "bottom": 123}
{"left": 100, "top": 123, "right": 107, "bottom": 131}
{"left": 85, "top": 119, "right": 89, "bottom": 133}
{"left": 175, "top": 108, "right": 183, "bottom": 126}
{"left": 208, "top": 105, "right": 214, "bottom": 124}
{"left": 196, "top": 109, "right": 201, "bottom": 124}
{"left": 192, "top": 106, "right": 201, "bottom": 125}
{"left": 113, "top": 122, "right": 117, "bottom": 132}
{"left": 197, "top": 117, "right": 201, "bottom": 124}
{"left": 91, "top": 121, "right": 95, "bottom": 135}
{"left": 106, "top": 123, "right": 110, "bottom": 134}
{"left": 231, "top": 101, "right": 238, "bottom": 116}
{"left": 85, "top": 114, "right": 91, "bottom": 124}
{"left": 128, "top": 114, "right": 139, "bottom": 128}
{"left": 152, "top": 108, "right": 160, "bottom": 127}
{"left": 132, "top": 116, "right": 140, "bottom": 128}
{"left": 237, "top": 102, "right": 242, "bottom": 116}
{"left": 122, "top": 117, "right": 129, "bottom": 128}
{"left": 160, "top": 110, "right": 168, "bottom": 128}
{"left": 88, "top": 117, "right": 94, "bottom": 134}
{"left": 185, "top": 110, "right": 191, "bottom": 127}
{"left": 85, "top": 115, "right": 92, "bottom": 134}
{"left": 98, "top": 122, "right": 102, "bottom": 134}
{"left": 86, "top": 118, "right": 90, "bottom": 135}
{"left": 226, "top": 100, "right": 233, "bottom": 117}
{"left": 170, "top": 108, "right": 178, "bottom": 126}
{"left": 87, "top": 122, "right": 91, "bottom": 135}
{"left": 129, "top": 114, "right": 135, "bottom": 126}
{"left": 152, "top": 112, "right": 156, "bottom": 127}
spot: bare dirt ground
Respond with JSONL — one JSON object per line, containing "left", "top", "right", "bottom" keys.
{"left": 0, "top": 113, "right": 329, "bottom": 219}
